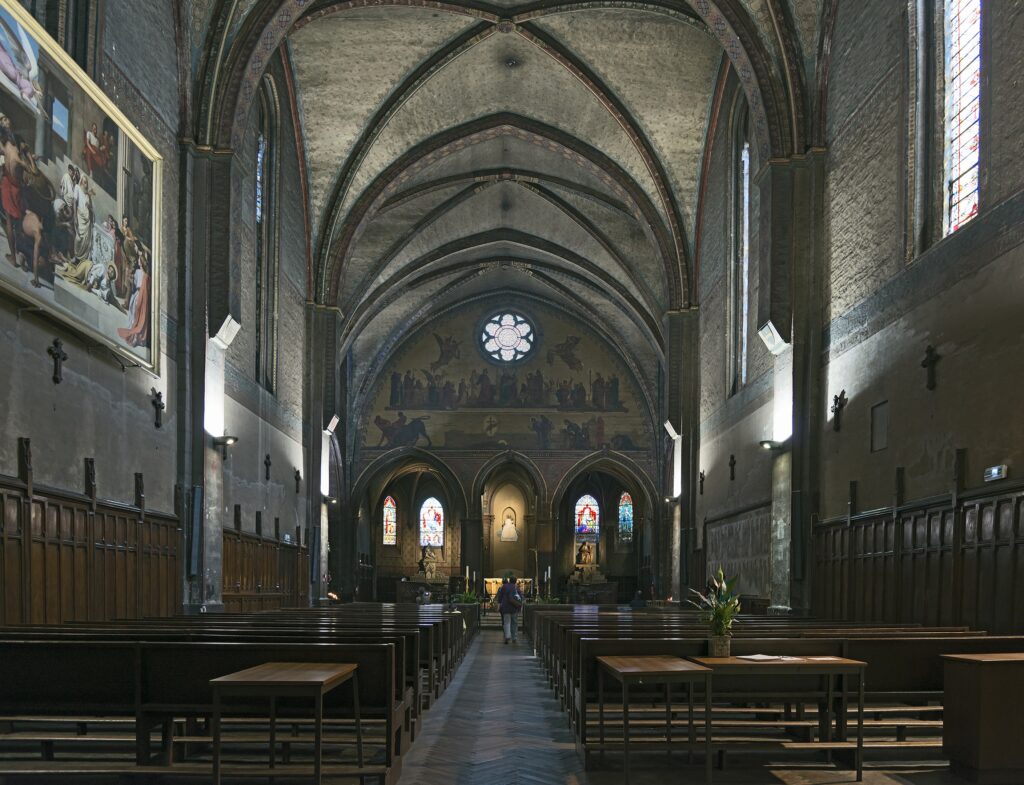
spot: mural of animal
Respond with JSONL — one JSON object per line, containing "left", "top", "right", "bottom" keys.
{"left": 374, "top": 414, "right": 432, "bottom": 448}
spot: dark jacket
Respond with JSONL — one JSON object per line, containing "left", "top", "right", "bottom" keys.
{"left": 496, "top": 583, "right": 522, "bottom": 615}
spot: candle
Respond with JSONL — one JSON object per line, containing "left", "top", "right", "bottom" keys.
{"left": 465, "top": 565, "right": 470, "bottom": 580}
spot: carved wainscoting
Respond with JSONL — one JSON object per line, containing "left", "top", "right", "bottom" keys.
{"left": 813, "top": 482, "right": 1024, "bottom": 634}
{"left": 0, "top": 473, "right": 179, "bottom": 625}
{"left": 221, "top": 523, "right": 309, "bottom": 612}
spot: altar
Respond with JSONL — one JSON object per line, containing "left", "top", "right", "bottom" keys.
{"left": 483, "top": 577, "right": 533, "bottom": 598}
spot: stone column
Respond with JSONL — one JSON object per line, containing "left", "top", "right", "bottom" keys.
{"left": 177, "top": 144, "right": 235, "bottom": 613}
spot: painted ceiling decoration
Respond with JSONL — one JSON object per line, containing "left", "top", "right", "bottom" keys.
{"left": 188, "top": 0, "right": 814, "bottom": 432}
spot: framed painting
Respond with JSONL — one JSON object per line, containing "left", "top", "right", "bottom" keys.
{"left": 0, "top": 0, "right": 161, "bottom": 370}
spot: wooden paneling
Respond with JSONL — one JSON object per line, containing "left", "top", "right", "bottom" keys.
{"left": 222, "top": 527, "right": 309, "bottom": 612}
{"left": 0, "top": 475, "right": 180, "bottom": 625}
{"left": 813, "top": 484, "right": 1024, "bottom": 633}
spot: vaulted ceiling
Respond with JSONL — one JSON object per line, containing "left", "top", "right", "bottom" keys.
{"left": 192, "top": 0, "right": 816, "bottom": 406}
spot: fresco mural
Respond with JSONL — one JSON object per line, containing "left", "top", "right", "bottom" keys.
{"left": 0, "top": 2, "right": 160, "bottom": 367}
{"left": 363, "top": 303, "right": 653, "bottom": 453}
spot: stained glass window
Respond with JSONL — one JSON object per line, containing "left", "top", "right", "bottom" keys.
{"left": 480, "top": 312, "right": 534, "bottom": 363}
{"left": 255, "top": 133, "right": 266, "bottom": 225}
{"left": 574, "top": 494, "right": 600, "bottom": 536}
{"left": 382, "top": 496, "right": 397, "bottom": 546}
{"left": 419, "top": 497, "right": 444, "bottom": 547}
{"left": 943, "top": 0, "right": 981, "bottom": 235}
{"left": 618, "top": 492, "right": 633, "bottom": 543}
{"left": 731, "top": 105, "right": 751, "bottom": 396}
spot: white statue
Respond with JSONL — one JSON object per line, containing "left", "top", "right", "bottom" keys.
{"left": 499, "top": 507, "right": 518, "bottom": 542}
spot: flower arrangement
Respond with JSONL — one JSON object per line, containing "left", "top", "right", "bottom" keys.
{"left": 688, "top": 567, "right": 741, "bottom": 654}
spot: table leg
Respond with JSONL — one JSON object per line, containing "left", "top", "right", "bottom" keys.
{"left": 688, "top": 680, "right": 695, "bottom": 764}
{"left": 211, "top": 690, "right": 222, "bottom": 785}
{"left": 314, "top": 691, "right": 324, "bottom": 785}
{"left": 353, "top": 671, "right": 364, "bottom": 768}
{"left": 857, "top": 670, "right": 864, "bottom": 782}
{"left": 623, "top": 680, "right": 631, "bottom": 785}
{"left": 825, "top": 673, "right": 835, "bottom": 764}
{"left": 268, "top": 695, "right": 276, "bottom": 769}
{"left": 598, "top": 667, "right": 605, "bottom": 759}
{"left": 705, "top": 674, "right": 712, "bottom": 785}
{"left": 665, "top": 682, "right": 672, "bottom": 759}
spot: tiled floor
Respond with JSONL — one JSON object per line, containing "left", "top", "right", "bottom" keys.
{"left": 397, "top": 629, "right": 968, "bottom": 785}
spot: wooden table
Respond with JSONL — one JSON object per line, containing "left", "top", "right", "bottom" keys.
{"left": 596, "top": 655, "right": 713, "bottom": 785}
{"left": 942, "top": 653, "right": 1024, "bottom": 783}
{"left": 692, "top": 656, "right": 867, "bottom": 781}
{"left": 210, "top": 661, "right": 361, "bottom": 785}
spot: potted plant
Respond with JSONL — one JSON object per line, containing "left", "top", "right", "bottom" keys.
{"left": 688, "top": 567, "right": 741, "bottom": 657}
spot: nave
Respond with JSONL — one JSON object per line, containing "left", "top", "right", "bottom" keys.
{"left": 401, "top": 622, "right": 966, "bottom": 785}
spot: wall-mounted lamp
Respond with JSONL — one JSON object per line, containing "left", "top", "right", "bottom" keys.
{"left": 212, "top": 434, "right": 238, "bottom": 458}
{"left": 759, "top": 438, "right": 790, "bottom": 452}
{"left": 323, "top": 495, "right": 338, "bottom": 505}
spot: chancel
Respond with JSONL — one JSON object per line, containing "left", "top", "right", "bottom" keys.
{"left": 0, "top": 0, "right": 1023, "bottom": 784}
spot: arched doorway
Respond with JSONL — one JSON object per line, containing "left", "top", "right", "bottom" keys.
{"left": 475, "top": 457, "right": 545, "bottom": 594}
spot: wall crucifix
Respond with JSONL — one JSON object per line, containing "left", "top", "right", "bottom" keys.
{"left": 699, "top": 470, "right": 705, "bottom": 495}
{"left": 150, "top": 388, "right": 165, "bottom": 429}
{"left": 921, "top": 345, "right": 941, "bottom": 390}
{"left": 264, "top": 453, "right": 272, "bottom": 481}
{"left": 728, "top": 455, "right": 736, "bottom": 481}
{"left": 47, "top": 338, "right": 67, "bottom": 384}
{"left": 831, "top": 390, "right": 848, "bottom": 432}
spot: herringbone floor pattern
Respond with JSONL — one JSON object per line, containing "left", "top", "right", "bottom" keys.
{"left": 397, "top": 629, "right": 970, "bottom": 785}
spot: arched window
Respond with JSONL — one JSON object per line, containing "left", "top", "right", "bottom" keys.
{"left": 618, "top": 492, "right": 633, "bottom": 543}
{"left": 254, "top": 78, "right": 279, "bottom": 393}
{"left": 730, "top": 103, "right": 751, "bottom": 395}
{"left": 943, "top": 0, "right": 981, "bottom": 235}
{"left": 419, "top": 497, "right": 444, "bottom": 547}
{"left": 382, "top": 496, "right": 397, "bottom": 546}
{"left": 22, "top": 1, "right": 96, "bottom": 73}
{"left": 574, "top": 494, "right": 600, "bottom": 536}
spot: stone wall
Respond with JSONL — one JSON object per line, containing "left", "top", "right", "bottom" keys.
{"left": 0, "top": 0, "right": 182, "bottom": 513}
{"left": 220, "top": 51, "right": 309, "bottom": 537}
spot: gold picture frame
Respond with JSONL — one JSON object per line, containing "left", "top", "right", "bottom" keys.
{"left": 0, "top": 0, "right": 162, "bottom": 372}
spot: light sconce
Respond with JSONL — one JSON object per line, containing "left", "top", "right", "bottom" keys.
{"left": 212, "top": 434, "right": 238, "bottom": 458}
{"left": 323, "top": 495, "right": 338, "bottom": 505}
{"left": 759, "top": 438, "right": 790, "bottom": 452}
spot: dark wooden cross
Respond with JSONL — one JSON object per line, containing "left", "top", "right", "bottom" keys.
{"left": 264, "top": 453, "right": 272, "bottom": 481}
{"left": 150, "top": 388, "right": 165, "bottom": 429}
{"left": 47, "top": 338, "right": 67, "bottom": 384}
{"left": 728, "top": 454, "right": 736, "bottom": 481}
{"left": 831, "top": 390, "right": 848, "bottom": 432}
{"left": 921, "top": 345, "right": 941, "bottom": 390}
{"left": 699, "top": 470, "right": 705, "bottom": 495}
{"left": 294, "top": 468, "right": 301, "bottom": 494}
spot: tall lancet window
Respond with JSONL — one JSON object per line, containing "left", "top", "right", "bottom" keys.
{"left": 254, "top": 80, "right": 279, "bottom": 393}
{"left": 617, "top": 492, "right": 633, "bottom": 544}
{"left": 382, "top": 496, "right": 397, "bottom": 546}
{"left": 419, "top": 497, "right": 444, "bottom": 548}
{"left": 730, "top": 106, "right": 751, "bottom": 395}
{"left": 943, "top": 0, "right": 981, "bottom": 235}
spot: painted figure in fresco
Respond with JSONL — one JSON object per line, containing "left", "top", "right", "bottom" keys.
{"left": 499, "top": 509, "right": 518, "bottom": 543}
{"left": 0, "top": 17, "right": 43, "bottom": 111}
{"left": 117, "top": 250, "right": 151, "bottom": 347}
{"left": 530, "top": 415, "right": 553, "bottom": 449}
{"left": 563, "top": 419, "right": 590, "bottom": 450}
{"left": 390, "top": 371, "right": 402, "bottom": 407}
{"left": 547, "top": 335, "right": 583, "bottom": 371}
{"left": 374, "top": 413, "right": 432, "bottom": 448}
{"left": 430, "top": 332, "right": 462, "bottom": 371}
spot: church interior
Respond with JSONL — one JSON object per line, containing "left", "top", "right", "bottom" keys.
{"left": 0, "top": 0, "right": 1022, "bottom": 783}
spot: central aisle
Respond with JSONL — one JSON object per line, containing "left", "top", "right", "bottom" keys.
{"left": 395, "top": 629, "right": 584, "bottom": 785}
{"left": 396, "top": 628, "right": 961, "bottom": 785}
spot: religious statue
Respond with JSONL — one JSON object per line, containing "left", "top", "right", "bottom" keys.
{"left": 576, "top": 541, "right": 594, "bottom": 565}
{"left": 417, "top": 545, "right": 438, "bottom": 582}
{"left": 499, "top": 507, "right": 519, "bottom": 542}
